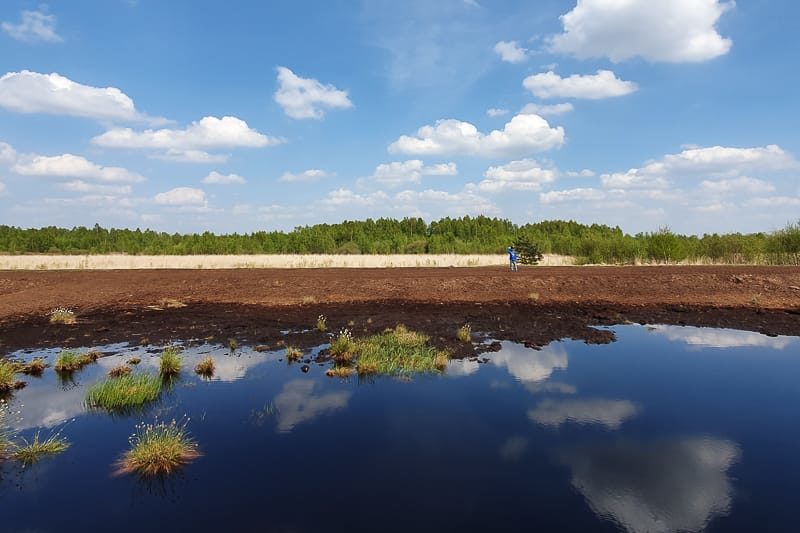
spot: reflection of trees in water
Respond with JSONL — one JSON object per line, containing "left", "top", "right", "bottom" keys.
{"left": 562, "top": 437, "right": 739, "bottom": 533}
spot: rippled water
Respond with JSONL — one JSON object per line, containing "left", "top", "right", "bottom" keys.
{"left": 1, "top": 324, "right": 799, "bottom": 532}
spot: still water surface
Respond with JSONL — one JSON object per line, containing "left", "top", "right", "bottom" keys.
{"left": 2, "top": 324, "right": 799, "bottom": 532}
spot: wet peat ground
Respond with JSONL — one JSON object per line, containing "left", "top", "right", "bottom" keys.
{"left": 1, "top": 266, "right": 798, "bottom": 353}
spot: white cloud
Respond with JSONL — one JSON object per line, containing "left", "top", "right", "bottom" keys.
{"left": 0, "top": 141, "right": 16, "bottom": 165}
{"left": 486, "top": 108, "right": 509, "bottom": 118}
{"left": 550, "top": 0, "right": 734, "bottom": 63}
{"left": 369, "top": 160, "right": 457, "bottom": 186}
{"left": 2, "top": 10, "right": 62, "bottom": 43}
{"left": 12, "top": 154, "right": 145, "bottom": 183}
{"left": 321, "top": 186, "right": 498, "bottom": 218}
{"left": 523, "top": 70, "right": 637, "bottom": 100}
{"left": 601, "top": 171, "right": 669, "bottom": 189}
{"left": 388, "top": 113, "right": 565, "bottom": 158}
{"left": 540, "top": 187, "right": 605, "bottom": 204}
{"left": 488, "top": 342, "right": 568, "bottom": 383}
{"left": 648, "top": 325, "right": 796, "bottom": 350}
{"left": 279, "top": 169, "right": 330, "bottom": 182}
{"left": 699, "top": 176, "right": 775, "bottom": 194}
{"left": 478, "top": 158, "right": 556, "bottom": 192}
{"left": 151, "top": 149, "right": 230, "bottom": 164}
{"left": 201, "top": 171, "right": 246, "bottom": 185}
{"left": 0, "top": 71, "right": 162, "bottom": 123}
{"left": 566, "top": 169, "right": 595, "bottom": 177}
{"left": 274, "top": 66, "right": 353, "bottom": 120}
{"left": 563, "top": 437, "right": 739, "bottom": 533}
{"left": 92, "top": 116, "right": 282, "bottom": 161}
{"left": 520, "top": 102, "right": 574, "bottom": 116}
{"left": 273, "top": 379, "right": 351, "bottom": 433}
{"left": 60, "top": 180, "right": 132, "bottom": 195}
{"left": 529, "top": 398, "right": 639, "bottom": 429}
{"left": 322, "top": 188, "right": 390, "bottom": 208}
{"left": 493, "top": 40, "right": 528, "bottom": 63}
{"left": 154, "top": 187, "right": 207, "bottom": 206}
{"left": 747, "top": 196, "right": 800, "bottom": 207}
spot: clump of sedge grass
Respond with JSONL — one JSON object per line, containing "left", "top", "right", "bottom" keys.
{"left": 127, "top": 357, "right": 141, "bottom": 365}
{"left": 85, "top": 373, "right": 161, "bottom": 411}
{"left": 195, "top": 357, "right": 215, "bottom": 377}
{"left": 159, "top": 346, "right": 182, "bottom": 377}
{"left": 0, "top": 399, "right": 15, "bottom": 458}
{"left": 228, "top": 338, "right": 238, "bottom": 352}
{"left": 54, "top": 350, "right": 98, "bottom": 373}
{"left": 286, "top": 346, "right": 302, "bottom": 362}
{"left": 456, "top": 324, "right": 472, "bottom": 343}
{"left": 19, "top": 358, "right": 46, "bottom": 376}
{"left": 302, "top": 296, "right": 317, "bottom": 305}
{"left": 353, "top": 325, "right": 449, "bottom": 376}
{"left": 109, "top": 364, "right": 132, "bottom": 378}
{"left": 325, "top": 367, "right": 354, "bottom": 378}
{"left": 316, "top": 314, "right": 327, "bottom": 332}
{"left": 115, "top": 417, "right": 200, "bottom": 477}
{"left": 0, "top": 360, "right": 16, "bottom": 393}
{"left": 82, "top": 350, "right": 101, "bottom": 363}
{"left": 13, "top": 430, "right": 70, "bottom": 466}
{"left": 329, "top": 329, "right": 356, "bottom": 362}
{"left": 49, "top": 307, "right": 76, "bottom": 325}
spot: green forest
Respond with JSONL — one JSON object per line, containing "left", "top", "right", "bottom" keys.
{"left": 0, "top": 217, "right": 798, "bottom": 264}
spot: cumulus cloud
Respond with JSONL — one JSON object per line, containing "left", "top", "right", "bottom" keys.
{"left": 0, "top": 141, "right": 16, "bottom": 165}
{"left": 649, "top": 325, "right": 796, "bottom": 350}
{"left": 520, "top": 102, "right": 574, "bottom": 116}
{"left": 488, "top": 342, "right": 568, "bottom": 383}
{"left": 388, "top": 113, "right": 565, "bottom": 158}
{"left": 549, "top": 0, "right": 734, "bottom": 63}
{"left": 274, "top": 66, "right": 353, "bottom": 120}
{"left": 562, "top": 437, "right": 739, "bottom": 533}
{"left": 746, "top": 196, "right": 800, "bottom": 207}
{"left": 540, "top": 187, "right": 605, "bottom": 204}
{"left": 0, "top": 71, "right": 162, "bottom": 123}
{"left": 12, "top": 154, "right": 144, "bottom": 183}
{"left": 321, "top": 187, "right": 498, "bottom": 218}
{"left": 93, "top": 115, "right": 279, "bottom": 149}
{"left": 529, "top": 398, "right": 639, "bottom": 429}
{"left": 201, "top": 171, "right": 246, "bottom": 185}
{"left": 493, "top": 40, "right": 528, "bottom": 63}
{"left": 600, "top": 145, "right": 797, "bottom": 191}
{"left": 279, "top": 169, "right": 330, "bottom": 182}
{"left": 478, "top": 158, "right": 556, "bottom": 192}
{"left": 151, "top": 149, "right": 230, "bottom": 164}
{"left": 60, "top": 180, "right": 133, "bottom": 195}
{"left": 523, "top": 70, "right": 637, "bottom": 100}
{"left": 273, "top": 380, "right": 351, "bottom": 433}
{"left": 322, "top": 188, "right": 390, "bottom": 208}
{"left": 154, "top": 187, "right": 207, "bottom": 206}
{"left": 2, "top": 10, "right": 62, "bottom": 43}
{"left": 566, "top": 169, "right": 595, "bottom": 177}
{"left": 369, "top": 160, "right": 457, "bottom": 186}
{"left": 486, "top": 108, "right": 509, "bottom": 118}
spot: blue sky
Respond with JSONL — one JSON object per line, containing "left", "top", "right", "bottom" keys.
{"left": 0, "top": 0, "right": 798, "bottom": 235}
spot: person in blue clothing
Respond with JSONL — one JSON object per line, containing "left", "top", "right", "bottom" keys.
{"left": 508, "top": 246, "right": 518, "bottom": 272}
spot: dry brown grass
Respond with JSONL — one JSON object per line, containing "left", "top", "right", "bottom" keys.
{"left": 195, "top": 357, "right": 215, "bottom": 377}
{"left": 286, "top": 346, "right": 303, "bottom": 361}
{"left": 48, "top": 308, "right": 76, "bottom": 325}
{"left": 127, "top": 357, "right": 141, "bottom": 365}
{"left": 109, "top": 364, "right": 132, "bottom": 378}
{"left": 19, "top": 358, "right": 46, "bottom": 376}
{"left": 325, "top": 367, "right": 354, "bottom": 378}
{"left": 158, "top": 298, "right": 187, "bottom": 309}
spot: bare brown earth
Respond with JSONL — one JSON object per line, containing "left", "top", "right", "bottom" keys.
{"left": 1, "top": 266, "right": 799, "bottom": 354}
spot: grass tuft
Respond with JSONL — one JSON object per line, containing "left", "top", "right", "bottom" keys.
{"left": 329, "top": 329, "right": 356, "bottom": 362}
{"left": 302, "top": 296, "right": 317, "bottom": 305}
{"left": 316, "top": 314, "right": 327, "bottom": 332}
{"left": 159, "top": 346, "right": 182, "bottom": 377}
{"left": 0, "top": 360, "right": 16, "bottom": 393}
{"left": 228, "top": 338, "right": 238, "bottom": 352}
{"left": 19, "top": 358, "right": 46, "bottom": 376}
{"left": 456, "top": 324, "right": 472, "bottom": 343}
{"left": 285, "top": 346, "right": 302, "bottom": 362}
{"left": 49, "top": 307, "right": 76, "bottom": 325}
{"left": 115, "top": 417, "right": 200, "bottom": 477}
{"left": 109, "top": 364, "right": 132, "bottom": 378}
{"left": 347, "top": 325, "right": 450, "bottom": 376}
{"left": 54, "top": 350, "right": 98, "bottom": 373}
{"left": 127, "top": 357, "right": 141, "bottom": 365}
{"left": 325, "top": 367, "right": 354, "bottom": 378}
{"left": 158, "top": 298, "right": 186, "bottom": 309}
{"left": 195, "top": 357, "right": 215, "bottom": 377}
{"left": 85, "top": 373, "right": 161, "bottom": 411}
{"left": 13, "top": 430, "right": 70, "bottom": 466}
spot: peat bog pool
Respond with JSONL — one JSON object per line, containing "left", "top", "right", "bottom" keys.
{"left": 1, "top": 324, "right": 799, "bottom": 533}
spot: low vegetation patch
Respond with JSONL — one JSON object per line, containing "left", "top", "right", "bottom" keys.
{"left": 85, "top": 373, "right": 161, "bottom": 411}
{"left": 329, "top": 329, "right": 356, "bottom": 363}
{"left": 195, "top": 357, "right": 215, "bottom": 377}
{"left": 285, "top": 346, "right": 302, "bottom": 362}
{"left": 159, "top": 346, "right": 182, "bottom": 377}
{"left": 49, "top": 307, "right": 76, "bottom": 325}
{"left": 109, "top": 364, "right": 132, "bottom": 378}
{"left": 54, "top": 349, "right": 99, "bottom": 373}
{"left": 0, "top": 399, "right": 14, "bottom": 458}
{"left": 336, "top": 325, "right": 450, "bottom": 376}
{"left": 325, "top": 366, "right": 354, "bottom": 378}
{"left": 115, "top": 418, "right": 200, "bottom": 477}
{"left": 457, "top": 324, "right": 472, "bottom": 343}
{"left": 13, "top": 430, "right": 70, "bottom": 466}
{"left": 127, "top": 357, "right": 141, "bottom": 365}
{"left": 158, "top": 298, "right": 186, "bottom": 309}
{"left": 0, "top": 360, "right": 16, "bottom": 393}
{"left": 316, "top": 314, "right": 327, "bottom": 332}
{"left": 228, "top": 338, "right": 238, "bottom": 352}
{"left": 302, "top": 296, "right": 317, "bottom": 305}
{"left": 19, "top": 358, "right": 46, "bottom": 376}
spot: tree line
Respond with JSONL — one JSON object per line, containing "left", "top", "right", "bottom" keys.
{"left": 0, "top": 217, "right": 798, "bottom": 264}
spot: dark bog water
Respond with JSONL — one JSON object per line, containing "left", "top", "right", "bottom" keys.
{"left": 2, "top": 324, "right": 799, "bottom": 533}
